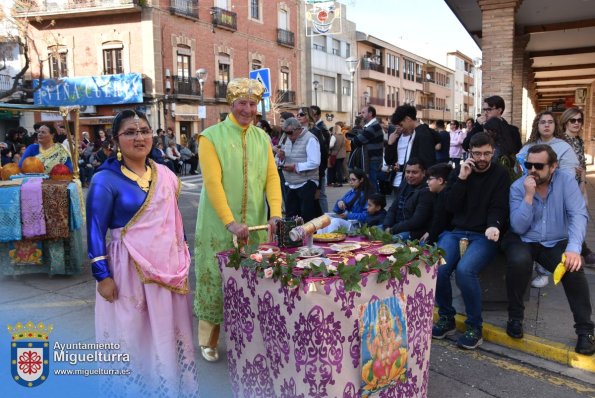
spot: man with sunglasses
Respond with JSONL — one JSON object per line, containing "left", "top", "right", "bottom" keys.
{"left": 432, "top": 132, "right": 510, "bottom": 350}
{"left": 502, "top": 144, "right": 594, "bottom": 356}
{"left": 462, "top": 95, "right": 522, "bottom": 155}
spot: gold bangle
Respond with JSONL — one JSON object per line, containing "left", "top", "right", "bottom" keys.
{"left": 90, "top": 255, "right": 108, "bottom": 264}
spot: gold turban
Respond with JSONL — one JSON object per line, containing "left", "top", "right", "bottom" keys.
{"left": 226, "top": 78, "right": 265, "bottom": 105}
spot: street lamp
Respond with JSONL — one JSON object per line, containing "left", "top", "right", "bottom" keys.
{"left": 196, "top": 68, "right": 208, "bottom": 132}
{"left": 313, "top": 80, "right": 319, "bottom": 107}
{"left": 346, "top": 56, "right": 359, "bottom": 125}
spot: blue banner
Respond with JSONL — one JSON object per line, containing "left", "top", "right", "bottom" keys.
{"left": 34, "top": 73, "right": 143, "bottom": 106}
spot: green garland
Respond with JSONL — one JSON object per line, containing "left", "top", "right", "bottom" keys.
{"left": 225, "top": 232, "right": 444, "bottom": 292}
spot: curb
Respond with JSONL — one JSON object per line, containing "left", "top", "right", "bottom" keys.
{"left": 432, "top": 310, "right": 595, "bottom": 373}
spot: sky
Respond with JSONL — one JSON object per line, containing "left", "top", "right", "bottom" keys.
{"left": 340, "top": 0, "right": 482, "bottom": 66}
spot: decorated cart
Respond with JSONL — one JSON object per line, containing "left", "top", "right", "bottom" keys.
{"left": 0, "top": 104, "right": 84, "bottom": 276}
{"left": 218, "top": 222, "right": 443, "bottom": 398}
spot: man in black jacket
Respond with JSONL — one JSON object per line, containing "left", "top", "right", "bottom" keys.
{"left": 347, "top": 105, "right": 384, "bottom": 191}
{"left": 383, "top": 158, "right": 434, "bottom": 240}
{"left": 432, "top": 132, "right": 510, "bottom": 350}
{"left": 310, "top": 105, "right": 331, "bottom": 212}
{"left": 385, "top": 104, "right": 437, "bottom": 192}
{"left": 462, "top": 95, "right": 522, "bottom": 154}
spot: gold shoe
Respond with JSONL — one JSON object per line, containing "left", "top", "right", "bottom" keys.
{"left": 200, "top": 346, "right": 219, "bottom": 362}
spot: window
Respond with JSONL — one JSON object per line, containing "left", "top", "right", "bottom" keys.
{"left": 322, "top": 76, "right": 335, "bottom": 93}
{"left": 345, "top": 43, "right": 350, "bottom": 58}
{"left": 332, "top": 39, "right": 340, "bottom": 56}
{"left": 386, "top": 54, "right": 399, "bottom": 77}
{"left": 48, "top": 49, "right": 68, "bottom": 78}
{"left": 218, "top": 54, "right": 230, "bottom": 83}
{"left": 177, "top": 53, "right": 191, "bottom": 79}
{"left": 280, "top": 68, "right": 289, "bottom": 91}
{"left": 103, "top": 48, "right": 123, "bottom": 75}
{"left": 251, "top": 59, "right": 262, "bottom": 70}
{"left": 403, "top": 59, "right": 415, "bottom": 81}
{"left": 342, "top": 79, "right": 351, "bottom": 96}
{"left": 215, "top": 0, "right": 229, "bottom": 9}
{"left": 250, "top": 0, "right": 260, "bottom": 20}
{"left": 278, "top": 9, "right": 288, "bottom": 29}
{"left": 312, "top": 35, "right": 326, "bottom": 52}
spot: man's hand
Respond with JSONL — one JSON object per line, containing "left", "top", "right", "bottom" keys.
{"left": 523, "top": 175, "right": 536, "bottom": 203}
{"left": 420, "top": 232, "right": 429, "bottom": 244}
{"left": 267, "top": 216, "right": 281, "bottom": 237}
{"left": 314, "top": 189, "right": 321, "bottom": 200}
{"left": 477, "top": 115, "right": 487, "bottom": 125}
{"left": 283, "top": 163, "right": 296, "bottom": 173}
{"left": 564, "top": 251, "right": 582, "bottom": 272}
{"left": 458, "top": 158, "right": 475, "bottom": 180}
{"left": 227, "top": 221, "right": 249, "bottom": 241}
{"left": 337, "top": 200, "right": 346, "bottom": 210}
{"left": 277, "top": 150, "right": 285, "bottom": 161}
{"left": 485, "top": 226, "right": 500, "bottom": 242}
{"left": 337, "top": 212, "right": 348, "bottom": 219}
{"left": 97, "top": 277, "right": 118, "bottom": 303}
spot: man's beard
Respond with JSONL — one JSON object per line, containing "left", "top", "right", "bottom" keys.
{"left": 474, "top": 160, "right": 490, "bottom": 172}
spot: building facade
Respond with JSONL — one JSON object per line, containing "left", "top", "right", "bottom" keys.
{"left": 16, "top": 0, "right": 300, "bottom": 141}
{"left": 447, "top": 50, "right": 477, "bottom": 122}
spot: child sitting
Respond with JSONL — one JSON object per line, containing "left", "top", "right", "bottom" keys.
{"left": 366, "top": 193, "right": 387, "bottom": 228}
{"left": 420, "top": 162, "right": 453, "bottom": 244}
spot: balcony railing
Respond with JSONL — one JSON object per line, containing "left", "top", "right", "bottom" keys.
{"left": 276, "top": 90, "right": 295, "bottom": 103}
{"left": 215, "top": 81, "right": 228, "bottom": 98}
{"left": 211, "top": 7, "right": 237, "bottom": 31}
{"left": 173, "top": 76, "right": 200, "bottom": 96}
{"left": 0, "top": 74, "right": 12, "bottom": 94}
{"left": 170, "top": 0, "right": 198, "bottom": 19}
{"left": 361, "top": 57, "right": 385, "bottom": 73}
{"left": 368, "top": 96, "right": 384, "bottom": 106}
{"left": 16, "top": 0, "right": 140, "bottom": 15}
{"left": 277, "top": 29, "right": 295, "bottom": 48}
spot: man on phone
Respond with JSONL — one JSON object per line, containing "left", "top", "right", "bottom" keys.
{"left": 432, "top": 132, "right": 510, "bottom": 350}
{"left": 502, "top": 145, "right": 593, "bottom": 355}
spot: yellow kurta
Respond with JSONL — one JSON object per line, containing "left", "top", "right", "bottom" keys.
{"left": 194, "top": 115, "right": 281, "bottom": 324}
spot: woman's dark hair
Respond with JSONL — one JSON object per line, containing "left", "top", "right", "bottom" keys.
{"left": 111, "top": 109, "right": 151, "bottom": 142}
{"left": 38, "top": 123, "right": 57, "bottom": 136}
{"left": 527, "top": 111, "right": 562, "bottom": 144}
{"left": 345, "top": 168, "right": 375, "bottom": 209}
{"left": 368, "top": 193, "right": 386, "bottom": 209}
{"left": 259, "top": 119, "right": 272, "bottom": 134}
{"left": 483, "top": 117, "right": 516, "bottom": 157}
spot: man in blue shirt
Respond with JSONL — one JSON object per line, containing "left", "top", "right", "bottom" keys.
{"left": 503, "top": 144, "right": 594, "bottom": 356}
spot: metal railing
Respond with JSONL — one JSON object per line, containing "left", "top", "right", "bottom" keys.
{"left": 173, "top": 76, "right": 200, "bottom": 96}
{"left": 0, "top": 74, "right": 12, "bottom": 95}
{"left": 214, "top": 81, "right": 228, "bottom": 98}
{"left": 170, "top": 0, "right": 197, "bottom": 19}
{"left": 211, "top": 7, "right": 237, "bottom": 31}
{"left": 276, "top": 29, "right": 295, "bottom": 47}
{"left": 368, "top": 96, "right": 384, "bottom": 106}
{"left": 16, "top": 0, "right": 139, "bottom": 13}
{"left": 276, "top": 90, "right": 295, "bottom": 103}
{"left": 360, "top": 57, "right": 385, "bottom": 73}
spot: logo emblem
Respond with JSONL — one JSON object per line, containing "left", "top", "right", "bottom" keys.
{"left": 8, "top": 321, "right": 53, "bottom": 387}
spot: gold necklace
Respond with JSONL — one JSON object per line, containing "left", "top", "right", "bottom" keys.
{"left": 120, "top": 165, "right": 152, "bottom": 192}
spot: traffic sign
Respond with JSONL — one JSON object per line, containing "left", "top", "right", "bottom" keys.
{"left": 249, "top": 68, "right": 271, "bottom": 99}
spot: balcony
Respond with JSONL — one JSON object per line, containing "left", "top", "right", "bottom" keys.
{"left": 173, "top": 76, "right": 200, "bottom": 97}
{"left": 360, "top": 58, "right": 385, "bottom": 82}
{"left": 15, "top": 0, "right": 142, "bottom": 20}
{"left": 0, "top": 74, "right": 12, "bottom": 96}
{"left": 423, "top": 80, "right": 451, "bottom": 98}
{"left": 170, "top": 0, "right": 198, "bottom": 20}
{"left": 421, "top": 108, "right": 451, "bottom": 121}
{"left": 277, "top": 29, "right": 295, "bottom": 48}
{"left": 211, "top": 7, "right": 237, "bottom": 31}
{"left": 214, "top": 81, "right": 228, "bottom": 99}
{"left": 367, "top": 96, "right": 384, "bottom": 107}
{"left": 276, "top": 90, "right": 295, "bottom": 104}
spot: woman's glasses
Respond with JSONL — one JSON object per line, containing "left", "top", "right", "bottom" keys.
{"left": 119, "top": 128, "right": 152, "bottom": 138}
{"left": 569, "top": 118, "right": 583, "bottom": 124}
{"left": 538, "top": 120, "right": 555, "bottom": 125}
{"left": 297, "top": 112, "right": 306, "bottom": 117}
{"left": 524, "top": 162, "right": 546, "bottom": 171}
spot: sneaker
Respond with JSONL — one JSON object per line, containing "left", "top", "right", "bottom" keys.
{"left": 575, "top": 333, "right": 595, "bottom": 356}
{"left": 432, "top": 316, "right": 455, "bottom": 339}
{"left": 506, "top": 319, "right": 524, "bottom": 339}
{"left": 457, "top": 328, "right": 483, "bottom": 349}
{"left": 531, "top": 274, "right": 549, "bottom": 288}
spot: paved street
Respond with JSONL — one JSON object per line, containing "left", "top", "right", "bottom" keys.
{"left": 0, "top": 173, "right": 593, "bottom": 398}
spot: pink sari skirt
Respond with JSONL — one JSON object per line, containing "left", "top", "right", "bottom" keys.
{"left": 95, "top": 228, "right": 199, "bottom": 398}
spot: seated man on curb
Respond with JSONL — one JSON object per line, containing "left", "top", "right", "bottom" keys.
{"left": 432, "top": 133, "right": 510, "bottom": 350}
{"left": 502, "top": 144, "right": 594, "bottom": 356}
{"left": 383, "top": 158, "right": 434, "bottom": 241}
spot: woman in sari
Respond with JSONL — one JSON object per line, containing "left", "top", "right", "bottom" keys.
{"left": 19, "top": 123, "right": 73, "bottom": 173}
{"left": 86, "top": 110, "right": 198, "bottom": 397}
